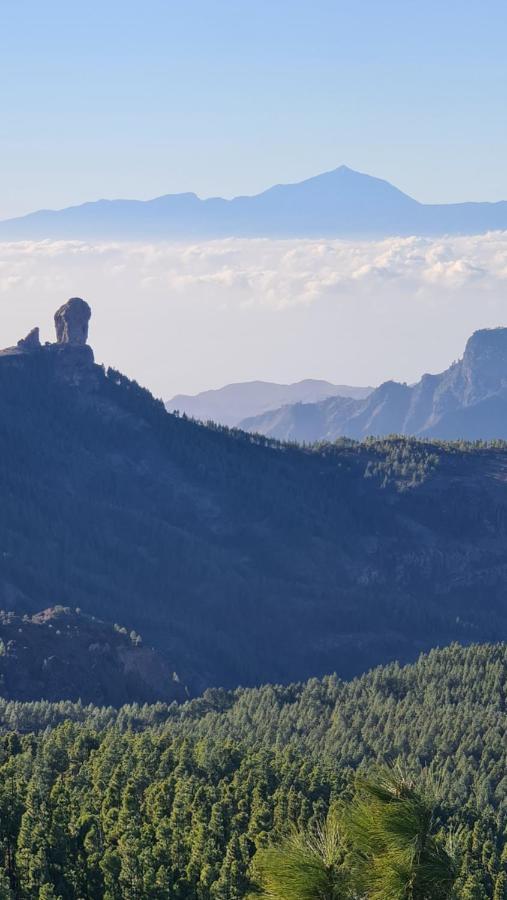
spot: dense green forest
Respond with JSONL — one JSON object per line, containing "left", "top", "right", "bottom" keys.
{"left": 0, "top": 643, "right": 505, "bottom": 898}
{"left": 3, "top": 345, "right": 507, "bottom": 693}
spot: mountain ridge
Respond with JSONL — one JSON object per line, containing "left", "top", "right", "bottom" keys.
{"left": 2, "top": 165, "right": 507, "bottom": 239}
{"left": 240, "top": 326, "right": 507, "bottom": 442}
{"left": 4, "top": 299, "right": 507, "bottom": 692}
{"left": 167, "top": 378, "right": 373, "bottom": 427}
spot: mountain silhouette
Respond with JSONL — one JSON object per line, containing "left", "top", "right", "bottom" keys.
{"left": 2, "top": 166, "right": 507, "bottom": 239}
{"left": 166, "top": 379, "right": 372, "bottom": 427}
{"left": 240, "top": 327, "right": 507, "bottom": 441}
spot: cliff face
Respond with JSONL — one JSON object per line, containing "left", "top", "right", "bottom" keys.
{"left": 240, "top": 327, "right": 507, "bottom": 442}
{"left": 54, "top": 297, "right": 91, "bottom": 346}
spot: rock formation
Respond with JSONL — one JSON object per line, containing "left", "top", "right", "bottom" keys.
{"left": 17, "top": 327, "right": 40, "bottom": 351}
{"left": 54, "top": 297, "right": 91, "bottom": 345}
{"left": 0, "top": 298, "right": 95, "bottom": 381}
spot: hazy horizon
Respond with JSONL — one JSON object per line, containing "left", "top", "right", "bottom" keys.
{"left": 2, "top": 162, "right": 507, "bottom": 223}
{"left": 2, "top": 1, "right": 506, "bottom": 398}
{"left": 1, "top": 233, "right": 506, "bottom": 399}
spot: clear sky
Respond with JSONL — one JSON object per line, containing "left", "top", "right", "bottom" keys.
{"left": 1, "top": 0, "right": 506, "bottom": 219}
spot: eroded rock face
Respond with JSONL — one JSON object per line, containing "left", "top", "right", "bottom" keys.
{"left": 460, "top": 327, "right": 507, "bottom": 405}
{"left": 17, "top": 327, "right": 41, "bottom": 351}
{"left": 54, "top": 297, "right": 91, "bottom": 345}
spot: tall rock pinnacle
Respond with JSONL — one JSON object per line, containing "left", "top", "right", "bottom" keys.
{"left": 54, "top": 297, "right": 91, "bottom": 346}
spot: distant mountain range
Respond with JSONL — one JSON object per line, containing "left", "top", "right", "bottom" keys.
{"left": 240, "top": 327, "right": 507, "bottom": 441}
{"left": 166, "top": 379, "right": 372, "bottom": 427}
{"left": 2, "top": 165, "right": 507, "bottom": 239}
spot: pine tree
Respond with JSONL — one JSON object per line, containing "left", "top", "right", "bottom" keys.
{"left": 494, "top": 872, "right": 507, "bottom": 900}
{"left": 0, "top": 869, "right": 12, "bottom": 900}
{"left": 341, "top": 767, "right": 457, "bottom": 900}
{"left": 38, "top": 885, "right": 61, "bottom": 900}
{"left": 459, "top": 874, "right": 489, "bottom": 900}
{"left": 251, "top": 816, "right": 349, "bottom": 900}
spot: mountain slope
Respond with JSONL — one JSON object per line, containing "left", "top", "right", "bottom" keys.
{"left": 166, "top": 378, "right": 372, "bottom": 427}
{"left": 240, "top": 327, "right": 507, "bottom": 442}
{"left": 1, "top": 165, "right": 507, "bottom": 239}
{"left": 4, "top": 301, "right": 507, "bottom": 692}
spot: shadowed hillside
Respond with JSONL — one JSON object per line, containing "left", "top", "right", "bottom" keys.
{"left": 0, "top": 606, "right": 186, "bottom": 704}
{"left": 3, "top": 300, "right": 507, "bottom": 691}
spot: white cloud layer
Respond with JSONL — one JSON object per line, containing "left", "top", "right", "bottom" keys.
{"left": 0, "top": 234, "right": 506, "bottom": 397}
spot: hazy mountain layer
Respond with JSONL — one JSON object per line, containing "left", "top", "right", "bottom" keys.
{"left": 240, "top": 327, "right": 507, "bottom": 442}
{"left": 167, "top": 378, "right": 372, "bottom": 427}
{"left": 1, "top": 166, "right": 507, "bottom": 239}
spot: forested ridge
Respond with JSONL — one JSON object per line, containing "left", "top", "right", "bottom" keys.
{"left": 3, "top": 344, "right": 507, "bottom": 692}
{"left": 0, "top": 643, "right": 505, "bottom": 897}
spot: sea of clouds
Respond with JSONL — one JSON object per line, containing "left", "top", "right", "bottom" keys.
{"left": 0, "top": 234, "right": 506, "bottom": 397}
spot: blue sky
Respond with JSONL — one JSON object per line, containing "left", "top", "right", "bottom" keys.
{"left": 0, "top": 0, "right": 506, "bottom": 218}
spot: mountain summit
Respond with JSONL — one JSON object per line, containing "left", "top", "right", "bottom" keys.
{"left": 0, "top": 295, "right": 95, "bottom": 384}
{"left": 1, "top": 166, "right": 507, "bottom": 239}
{"left": 240, "top": 327, "right": 507, "bottom": 441}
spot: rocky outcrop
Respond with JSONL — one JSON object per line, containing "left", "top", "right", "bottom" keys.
{"left": 17, "top": 327, "right": 41, "bottom": 352}
{"left": 54, "top": 297, "right": 91, "bottom": 345}
{"left": 0, "top": 606, "right": 187, "bottom": 705}
{"left": 0, "top": 327, "right": 41, "bottom": 357}
{"left": 51, "top": 297, "right": 95, "bottom": 382}
{"left": 1, "top": 298, "right": 92, "bottom": 358}
{"left": 0, "top": 299, "right": 95, "bottom": 382}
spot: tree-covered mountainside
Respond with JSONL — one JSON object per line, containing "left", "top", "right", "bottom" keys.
{"left": 0, "top": 643, "right": 505, "bottom": 898}
{"left": 3, "top": 309, "right": 507, "bottom": 692}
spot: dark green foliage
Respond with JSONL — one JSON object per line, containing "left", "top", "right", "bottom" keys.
{"left": 0, "top": 727, "right": 337, "bottom": 899}
{"left": 0, "top": 644, "right": 505, "bottom": 896}
{"left": 251, "top": 768, "right": 459, "bottom": 900}
{"left": 342, "top": 769, "right": 457, "bottom": 899}
{"left": 251, "top": 817, "right": 349, "bottom": 899}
